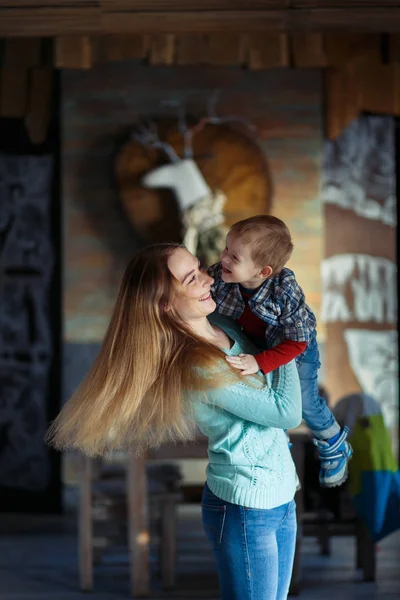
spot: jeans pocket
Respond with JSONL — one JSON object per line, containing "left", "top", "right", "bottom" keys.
{"left": 244, "top": 500, "right": 295, "bottom": 528}
{"left": 202, "top": 504, "right": 226, "bottom": 548}
{"left": 280, "top": 499, "right": 296, "bottom": 525}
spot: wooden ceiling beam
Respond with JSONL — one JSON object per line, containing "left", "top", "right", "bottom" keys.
{"left": 104, "top": 9, "right": 400, "bottom": 34}
{"left": 101, "top": 1, "right": 287, "bottom": 8}
{"left": 0, "top": 8, "right": 103, "bottom": 37}
{"left": 2, "top": 7, "right": 400, "bottom": 37}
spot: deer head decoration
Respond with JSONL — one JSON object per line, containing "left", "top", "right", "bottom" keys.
{"left": 131, "top": 99, "right": 258, "bottom": 257}
{"left": 132, "top": 118, "right": 227, "bottom": 256}
{"left": 133, "top": 120, "right": 212, "bottom": 213}
{"left": 115, "top": 96, "right": 271, "bottom": 265}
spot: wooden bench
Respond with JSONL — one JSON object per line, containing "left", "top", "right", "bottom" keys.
{"left": 78, "top": 454, "right": 182, "bottom": 595}
{"left": 79, "top": 431, "right": 377, "bottom": 597}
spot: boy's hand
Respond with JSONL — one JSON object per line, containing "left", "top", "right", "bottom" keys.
{"left": 226, "top": 353, "right": 259, "bottom": 376}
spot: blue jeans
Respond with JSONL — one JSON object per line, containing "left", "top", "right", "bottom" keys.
{"left": 297, "top": 337, "right": 340, "bottom": 439}
{"left": 201, "top": 484, "right": 297, "bottom": 600}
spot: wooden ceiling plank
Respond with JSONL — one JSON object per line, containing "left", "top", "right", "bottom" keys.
{"left": 324, "top": 33, "right": 381, "bottom": 67}
{"left": 54, "top": 36, "right": 93, "bottom": 69}
{"left": 358, "top": 58, "right": 397, "bottom": 115}
{"left": 291, "top": 33, "right": 327, "bottom": 68}
{"left": 149, "top": 34, "right": 175, "bottom": 65}
{"left": 104, "top": 9, "right": 400, "bottom": 34}
{"left": 100, "top": 1, "right": 287, "bottom": 9}
{"left": 292, "top": 1, "right": 400, "bottom": 6}
{"left": 103, "top": 34, "right": 149, "bottom": 61}
{"left": 1, "top": 5, "right": 400, "bottom": 37}
{"left": 246, "top": 32, "right": 289, "bottom": 69}
{"left": 0, "top": 8, "right": 102, "bottom": 37}
{"left": 176, "top": 35, "right": 204, "bottom": 65}
{"left": 324, "top": 68, "right": 348, "bottom": 141}
{"left": 203, "top": 33, "right": 244, "bottom": 66}
{"left": 0, "top": 1, "right": 100, "bottom": 6}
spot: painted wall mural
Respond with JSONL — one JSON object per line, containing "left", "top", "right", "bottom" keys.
{"left": 321, "top": 115, "right": 398, "bottom": 443}
{"left": 0, "top": 154, "right": 54, "bottom": 491}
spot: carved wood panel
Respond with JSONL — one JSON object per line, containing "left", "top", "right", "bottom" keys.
{"left": 0, "top": 154, "right": 54, "bottom": 496}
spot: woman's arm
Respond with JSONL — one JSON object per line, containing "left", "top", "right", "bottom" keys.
{"left": 204, "top": 359, "right": 302, "bottom": 429}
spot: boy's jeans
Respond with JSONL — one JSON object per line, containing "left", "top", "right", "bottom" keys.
{"left": 201, "top": 483, "right": 297, "bottom": 600}
{"left": 296, "top": 337, "right": 340, "bottom": 439}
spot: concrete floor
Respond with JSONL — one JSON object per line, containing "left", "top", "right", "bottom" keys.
{"left": 0, "top": 504, "right": 399, "bottom": 600}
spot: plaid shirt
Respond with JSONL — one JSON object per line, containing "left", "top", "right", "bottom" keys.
{"left": 208, "top": 262, "right": 317, "bottom": 349}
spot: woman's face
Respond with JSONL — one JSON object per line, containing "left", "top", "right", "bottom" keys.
{"left": 167, "top": 247, "right": 216, "bottom": 323}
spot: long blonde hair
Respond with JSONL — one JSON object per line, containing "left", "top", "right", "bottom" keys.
{"left": 47, "top": 243, "right": 241, "bottom": 456}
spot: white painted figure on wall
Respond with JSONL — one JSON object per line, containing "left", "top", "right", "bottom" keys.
{"left": 321, "top": 115, "right": 398, "bottom": 445}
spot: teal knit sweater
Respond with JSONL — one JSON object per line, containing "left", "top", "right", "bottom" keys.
{"left": 190, "top": 314, "right": 302, "bottom": 509}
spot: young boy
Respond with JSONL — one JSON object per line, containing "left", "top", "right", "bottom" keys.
{"left": 208, "top": 215, "right": 352, "bottom": 488}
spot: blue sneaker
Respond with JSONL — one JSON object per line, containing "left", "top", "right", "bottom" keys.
{"left": 313, "top": 426, "right": 353, "bottom": 488}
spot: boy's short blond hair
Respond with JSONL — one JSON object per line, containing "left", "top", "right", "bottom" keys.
{"left": 229, "top": 215, "right": 294, "bottom": 275}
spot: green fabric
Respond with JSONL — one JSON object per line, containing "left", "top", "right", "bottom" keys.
{"left": 349, "top": 414, "right": 398, "bottom": 497}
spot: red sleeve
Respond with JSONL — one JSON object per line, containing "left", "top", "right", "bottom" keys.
{"left": 255, "top": 340, "right": 307, "bottom": 375}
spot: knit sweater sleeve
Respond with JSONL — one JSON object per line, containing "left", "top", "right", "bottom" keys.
{"left": 204, "top": 359, "right": 302, "bottom": 430}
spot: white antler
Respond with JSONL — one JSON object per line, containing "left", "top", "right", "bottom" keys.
{"left": 132, "top": 119, "right": 180, "bottom": 163}
{"left": 133, "top": 117, "right": 211, "bottom": 211}
{"left": 183, "top": 90, "right": 257, "bottom": 159}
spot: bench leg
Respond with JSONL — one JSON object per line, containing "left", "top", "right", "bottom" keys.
{"left": 160, "top": 498, "right": 177, "bottom": 590}
{"left": 318, "top": 522, "right": 331, "bottom": 556}
{"left": 127, "top": 454, "right": 150, "bottom": 597}
{"left": 356, "top": 520, "right": 376, "bottom": 581}
{"left": 356, "top": 520, "right": 363, "bottom": 569}
{"left": 79, "top": 454, "right": 93, "bottom": 591}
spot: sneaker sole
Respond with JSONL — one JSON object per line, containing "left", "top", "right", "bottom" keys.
{"left": 319, "top": 452, "right": 353, "bottom": 489}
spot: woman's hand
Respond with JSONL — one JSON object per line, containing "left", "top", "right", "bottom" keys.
{"left": 226, "top": 353, "right": 259, "bottom": 376}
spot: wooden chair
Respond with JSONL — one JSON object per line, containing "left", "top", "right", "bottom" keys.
{"left": 78, "top": 453, "right": 182, "bottom": 596}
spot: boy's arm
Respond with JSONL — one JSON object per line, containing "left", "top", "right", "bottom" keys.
{"left": 229, "top": 273, "right": 311, "bottom": 376}
{"left": 226, "top": 339, "right": 306, "bottom": 376}
{"left": 278, "top": 272, "right": 316, "bottom": 344}
{"left": 255, "top": 340, "right": 307, "bottom": 374}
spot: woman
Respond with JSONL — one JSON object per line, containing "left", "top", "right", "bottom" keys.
{"left": 48, "top": 243, "right": 302, "bottom": 600}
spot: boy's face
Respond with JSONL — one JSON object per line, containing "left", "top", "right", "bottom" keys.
{"left": 220, "top": 232, "right": 270, "bottom": 289}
